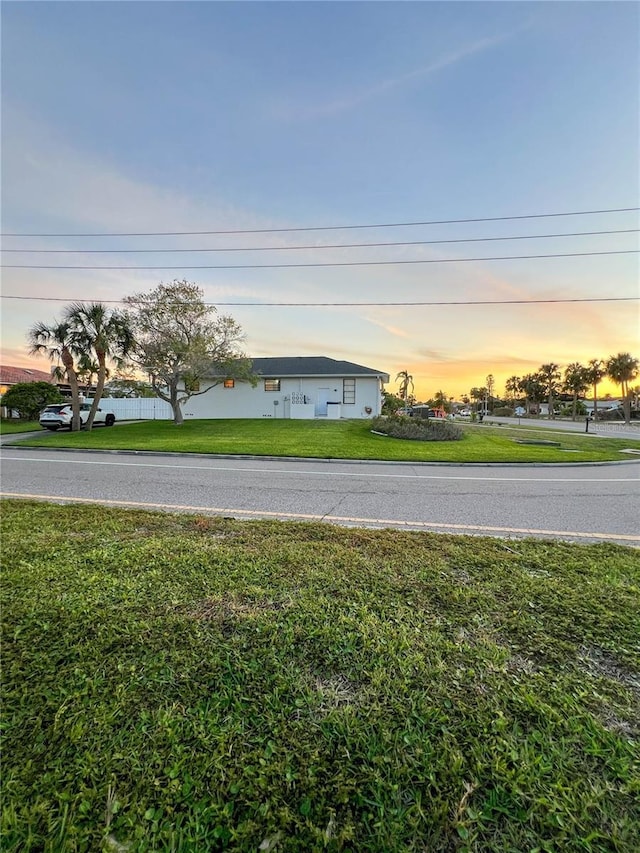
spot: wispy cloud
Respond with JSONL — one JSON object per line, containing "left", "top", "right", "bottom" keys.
{"left": 364, "top": 315, "right": 411, "bottom": 338}
{"left": 276, "top": 28, "right": 524, "bottom": 120}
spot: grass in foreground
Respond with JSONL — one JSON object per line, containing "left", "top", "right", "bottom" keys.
{"left": 2, "top": 500, "right": 639, "bottom": 852}
{"left": 14, "top": 418, "right": 640, "bottom": 462}
{"left": 0, "top": 418, "right": 40, "bottom": 434}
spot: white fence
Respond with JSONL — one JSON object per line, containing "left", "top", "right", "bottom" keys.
{"left": 101, "top": 397, "right": 173, "bottom": 421}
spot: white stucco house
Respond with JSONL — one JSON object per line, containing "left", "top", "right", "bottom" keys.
{"left": 181, "top": 356, "right": 390, "bottom": 420}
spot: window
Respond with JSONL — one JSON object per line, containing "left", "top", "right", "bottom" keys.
{"left": 264, "top": 379, "right": 281, "bottom": 392}
{"left": 343, "top": 378, "right": 356, "bottom": 404}
{"left": 223, "top": 379, "right": 235, "bottom": 389}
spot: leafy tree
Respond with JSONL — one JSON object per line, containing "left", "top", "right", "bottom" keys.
{"left": 538, "top": 363, "right": 561, "bottom": 419}
{"left": 606, "top": 352, "right": 639, "bottom": 424}
{"left": 563, "top": 362, "right": 589, "bottom": 421}
{"left": 584, "top": 358, "right": 606, "bottom": 420}
{"left": 65, "top": 302, "right": 134, "bottom": 430}
{"left": 124, "top": 280, "right": 254, "bottom": 425}
{"left": 1, "top": 381, "right": 62, "bottom": 420}
{"left": 395, "top": 370, "right": 414, "bottom": 406}
{"left": 104, "top": 376, "right": 156, "bottom": 398}
{"left": 381, "top": 390, "right": 405, "bottom": 414}
{"left": 28, "top": 321, "right": 82, "bottom": 430}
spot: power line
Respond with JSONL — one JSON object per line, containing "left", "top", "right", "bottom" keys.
{"left": 2, "top": 249, "right": 637, "bottom": 270}
{"left": 1, "top": 295, "right": 636, "bottom": 307}
{"left": 3, "top": 228, "right": 636, "bottom": 254}
{"left": 2, "top": 206, "right": 638, "bottom": 238}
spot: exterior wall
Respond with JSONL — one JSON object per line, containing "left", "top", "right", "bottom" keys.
{"left": 99, "top": 397, "right": 173, "bottom": 420}
{"left": 181, "top": 375, "right": 384, "bottom": 420}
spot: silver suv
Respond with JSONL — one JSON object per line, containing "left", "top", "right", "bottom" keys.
{"left": 39, "top": 402, "right": 116, "bottom": 431}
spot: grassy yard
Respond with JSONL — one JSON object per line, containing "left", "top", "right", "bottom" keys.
{"left": 2, "top": 499, "right": 639, "bottom": 852}
{"left": 12, "top": 418, "right": 640, "bottom": 462}
{"left": 0, "top": 418, "right": 40, "bottom": 434}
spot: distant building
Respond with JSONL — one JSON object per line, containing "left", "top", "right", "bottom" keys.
{"left": 0, "top": 364, "right": 95, "bottom": 403}
{"left": 0, "top": 365, "right": 53, "bottom": 397}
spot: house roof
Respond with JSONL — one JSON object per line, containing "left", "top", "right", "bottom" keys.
{"left": 247, "top": 357, "right": 389, "bottom": 380}
{"left": 0, "top": 365, "right": 53, "bottom": 385}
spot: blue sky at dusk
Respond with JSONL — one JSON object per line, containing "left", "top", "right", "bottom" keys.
{"left": 1, "top": 1, "right": 638, "bottom": 400}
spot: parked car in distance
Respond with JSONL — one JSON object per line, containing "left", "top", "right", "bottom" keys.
{"left": 458, "top": 408, "right": 471, "bottom": 416}
{"left": 39, "top": 402, "right": 116, "bottom": 431}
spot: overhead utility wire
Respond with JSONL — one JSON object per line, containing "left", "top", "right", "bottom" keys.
{"left": 3, "top": 228, "right": 636, "bottom": 254}
{"left": 2, "top": 206, "right": 638, "bottom": 238}
{"left": 2, "top": 249, "right": 637, "bottom": 270}
{"left": 1, "top": 296, "right": 636, "bottom": 307}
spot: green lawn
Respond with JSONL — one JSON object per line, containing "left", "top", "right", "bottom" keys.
{"left": 2, "top": 500, "right": 639, "bottom": 852}
{"left": 0, "top": 419, "right": 40, "bottom": 434}
{"left": 12, "top": 418, "right": 640, "bottom": 462}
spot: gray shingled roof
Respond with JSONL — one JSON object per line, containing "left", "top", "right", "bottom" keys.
{"left": 207, "top": 356, "right": 388, "bottom": 380}
{"left": 249, "top": 357, "right": 389, "bottom": 379}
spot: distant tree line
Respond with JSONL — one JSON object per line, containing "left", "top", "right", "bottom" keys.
{"left": 391, "top": 355, "right": 639, "bottom": 425}
{"left": 502, "top": 355, "right": 639, "bottom": 424}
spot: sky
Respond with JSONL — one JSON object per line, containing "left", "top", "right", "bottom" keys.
{"left": 1, "top": 1, "right": 638, "bottom": 401}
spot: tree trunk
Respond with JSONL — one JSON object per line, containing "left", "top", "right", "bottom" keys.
{"left": 86, "top": 351, "right": 106, "bottom": 431}
{"left": 548, "top": 392, "right": 554, "bottom": 419}
{"left": 593, "top": 384, "right": 598, "bottom": 420}
{"left": 149, "top": 376, "right": 184, "bottom": 425}
{"left": 623, "top": 381, "right": 631, "bottom": 425}
{"left": 61, "top": 346, "right": 82, "bottom": 431}
{"left": 572, "top": 393, "right": 578, "bottom": 421}
{"left": 170, "top": 386, "right": 183, "bottom": 425}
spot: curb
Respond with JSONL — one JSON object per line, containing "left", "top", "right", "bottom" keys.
{"left": 2, "top": 442, "right": 640, "bottom": 468}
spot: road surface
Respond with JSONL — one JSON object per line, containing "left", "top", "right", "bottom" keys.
{"left": 1, "top": 447, "right": 638, "bottom": 546}
{"left": 478, "top": 416, "right": 640, "bottom": 441}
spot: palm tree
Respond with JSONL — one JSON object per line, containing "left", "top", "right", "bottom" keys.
{"left": 470, "top": 386, "right": 487, "bottom": 414}
{"left": 28, "top": 320, "right": 82, "bottom": 430}
{"left": 563, "top": 362, "right": 589, "bottom": 421}
{"left": 519, "top": 374, "right": 545, "bottom": 416}
{"left": 606, "top": 352, "right": 640, "bottom": 425}
{"left": 539, "top": 363, "right": 561, "bottom": 419}
{"left": 65, "top": 303, "right": 134, "bottom": 430}
{"left": 395, "top": 370, "right": 414, "bottom": 407}
{"left": 584, "top": 359, "right": 606, "bottom": 421}
{"left": 505, "top": 376, "right": 521, "bottom": 406}
{"left": 76, "top": 354, "right": 103, "bottom": 390}
{"left": 485, "top": 374, "right": 495, "bottom": 413}
{"left": 432, "top": 389, "right": 450, "bottom": 413}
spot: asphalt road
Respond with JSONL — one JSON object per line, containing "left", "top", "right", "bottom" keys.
{"left": 479, "top": 416, "right": 640, "bottom": 440}
{"left": 1, "top": 447, "right": 639, "bottom": 546}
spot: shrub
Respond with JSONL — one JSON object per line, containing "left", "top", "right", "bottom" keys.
{"left": 1, "top": 381, "right": 62, "bottom": 420}
{"left": 558, "top": 401, "right": 587, "bottom": 418}
{"left": 370, "top": 414, "right": 463, "bottom": 441}
{"left": 492, "top": 407, "right": 514, "bottom": 417}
